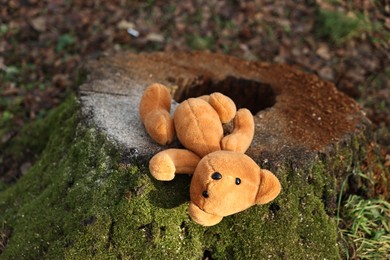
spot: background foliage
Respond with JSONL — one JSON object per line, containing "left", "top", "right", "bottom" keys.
{"left": 1, "top": 0, "right": 389, "bottom": 258}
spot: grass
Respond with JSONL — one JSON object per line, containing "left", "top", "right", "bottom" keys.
{"left": 0, "top": 230, "right": 10, "bottom": 254}
{"left": 56, "top": 33, "right": 77, "bottom": 53}
{"left": 339, "top": 195, "right": 390, "bottom": 259}
{"left": 186, "top": 33, "right": 216, "bottom": 50}
{"left": 315, "top": 9, "right": 377, "bottom": 45}
{"left": 337, "top": 171, "right": 390, "bottom": 259}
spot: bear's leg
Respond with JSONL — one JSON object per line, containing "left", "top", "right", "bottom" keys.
{"left": 149, "top": 149, "right": 201, "bottom": 181}
{"left": 221, "top": 108, "right": 254, "bottom": 153}
{"left": 208, "top": 93, "right": 236, "bottom": 123}
{"left": 139, "top": 83, "right": 175, "bottom": 145}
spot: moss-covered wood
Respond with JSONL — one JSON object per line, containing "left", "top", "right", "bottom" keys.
{"left": 0, "top": 94, "right": 372, "bottom": 259}
{"left": 0, "top": 96, "right": 337, "bottom": 258}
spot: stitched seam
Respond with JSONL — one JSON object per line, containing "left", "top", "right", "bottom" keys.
{"left": 157, "top": 85, "right": 162, "bottom": 110}
{"left": 213, "top": 95, "right": 229, "bottom": 120}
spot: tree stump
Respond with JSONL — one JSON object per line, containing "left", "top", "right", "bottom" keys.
{"left": 1, "top": 52, "right": 372, "bottom": 259}
{"left": 79, "top": 51, "right": 370, "bottom": 258}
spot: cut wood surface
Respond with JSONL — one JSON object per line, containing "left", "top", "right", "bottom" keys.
{"left": 80, "top": 51, "right": 368, "bottom": 161}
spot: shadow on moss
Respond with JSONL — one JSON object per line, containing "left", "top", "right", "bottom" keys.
{"left": 148, "top": 174, "right": 191, "bottom": 209}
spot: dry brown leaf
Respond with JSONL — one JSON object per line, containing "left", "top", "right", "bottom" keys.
{"left": 117, "top": 20, "right": 135, "bottom": 30}
{"left": 30, "top": 16, "right": 47, "bottom": 32}
{"left": 145, "top": 33, "right": 164, "bottom": 43}
{"left": 316, "top": 44, "right": 331, "bottom": 60}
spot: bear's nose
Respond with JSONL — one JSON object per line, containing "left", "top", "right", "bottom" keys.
{"left": 211, "top": 172, "right": 222, "bottom": 180}
{"left": 202, "top": 190, "right": 209, "bottom": 198}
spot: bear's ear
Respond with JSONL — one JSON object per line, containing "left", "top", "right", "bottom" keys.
{"left": 255, "top": 169, "right": 281, "bottom": 204}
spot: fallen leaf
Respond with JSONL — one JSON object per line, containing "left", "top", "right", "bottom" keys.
{"left": 385, "top": 18, "right": 390, "bottom": 30}
{"left": 1, "top": 86, "right": 19, "bottom": 96}
{"left": 30, "top": 16, "right": 46, "bottom": 32}
{"left": 0, "top": 56, "right": 5, "bottom": 70}
{"left": 318, "top": 67, "right": 335, "bottom": 81}
{"left": 20, "top": 162, "right": 32, "bottom": 175}
{"left": 145, "top": 33, "right": 164, "bottom": 43}
{"left": 385, "top": 154, "right": 390, "bottom": 167}
{"left": 117, "top": 20, "right": 135, "bottom": 30}
{"left": 316, "top": 44, "right": 331, "bottom": 60}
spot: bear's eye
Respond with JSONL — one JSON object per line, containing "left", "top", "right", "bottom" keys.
{"left": 202, "top": 190, "right": 209, "bottom": 198}
{"left": 211, "top": 172, "right": 222, "bottom": 180}
{"left": 235, "top": 178, "right": 241, "bottom": 185}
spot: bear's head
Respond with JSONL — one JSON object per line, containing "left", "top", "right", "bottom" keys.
{"left": 188, "top": 151, "right": 281, "bottom": 226}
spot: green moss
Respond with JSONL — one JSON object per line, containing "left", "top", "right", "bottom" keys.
{"left": 315, "top": 9, "right": 371, "bottom": 45}
{"left": 0, "top": 93, "right": 77, "bottom": 187}
{"left": 1, "top": 95, "right": 343, "bottom": 259}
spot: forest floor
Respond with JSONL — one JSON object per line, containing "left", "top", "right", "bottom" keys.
{"left": 1, "top": 0, "right": 389, "bottom": 189}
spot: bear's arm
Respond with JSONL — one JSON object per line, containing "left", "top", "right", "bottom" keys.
{"left": 149, "top": 149, "right": 201, "bottom": 181}
{"left": 221, "top": 108, "right": 254, "bottom": 153}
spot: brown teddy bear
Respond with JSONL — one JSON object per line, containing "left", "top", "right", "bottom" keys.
{"left": 139, "top": 83, "right": 281, "bottom": 226}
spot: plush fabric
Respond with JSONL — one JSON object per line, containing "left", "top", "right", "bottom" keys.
{"left": 174, "top": 98, "right": 223, "bottom": 157}
{"left": 139, "top": 83, "right": 281, "bottom": 226}
{"left": 221, "top": 108, "right": 254, "bottom": 153}
{"left": 139, "top": 83, "right": 175, "bottom": 145}
{"left": 149, "top": 149, "right": 201, "bottom": 181}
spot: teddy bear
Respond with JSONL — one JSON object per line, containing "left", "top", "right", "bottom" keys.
{"left": 139, "top": 83, "right": 281, "bottom": 226}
